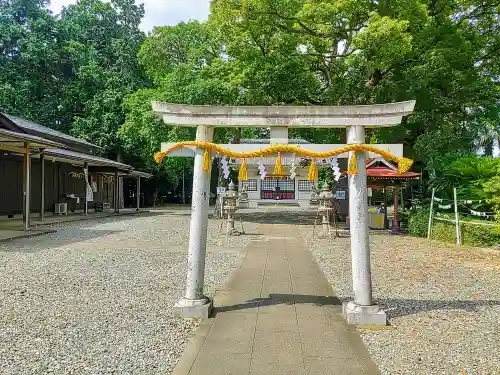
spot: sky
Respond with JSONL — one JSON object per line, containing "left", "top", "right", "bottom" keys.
{"left": 48, "top": 0, "right": 211, "bottom": 32}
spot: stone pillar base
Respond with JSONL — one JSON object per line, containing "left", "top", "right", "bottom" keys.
{"left": 342, "top": 301, "right": 387, "bottom": 325}
{"left": 174, "top": 297, "right": 213, "bottom": 318}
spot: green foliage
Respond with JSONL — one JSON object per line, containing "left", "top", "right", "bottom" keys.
{"left": 2, "top": 0, "right": 500, "bottom": 176}
{"left": 119, "top": 87, "right": 195, "bottom": 184}
{"left": 408, "top": 209, "right": 429, "bottom": 237}
{"left": 428, "top": 155, "right": 500, "bottom": 212}
{"left": 353, "top": 14, "right": 413, "bottom": 71}
{"left": 433, "top": 221, "right": 500, "bottom": 248}
{"left": 408, "top": 209, "right": 500, "bottom": 247}
{"left": 207, "top": 0, "right": 499, "bottom": 159}
{"left": 58, "top": 0, "right": 148, "bottom": 157}
{"left": 0, "top": 0, "right": 148, "bottom": 160}
{"left": 138, "top": 21, "right": 219, "bottom": 84}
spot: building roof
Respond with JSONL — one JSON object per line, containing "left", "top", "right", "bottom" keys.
{"left": 0, "top": 113, "right": 100, "bottom": 152}
{"left": 129, "top": 170, "right": 153, "bottom": 179}
{"left": 0, "top": 113, "right": 152, "bottom": 178}
{"left": 42, "top": 148, "right": 133, "bottom": 170}
{"left": 366, "top": 158, "right": 421, "bottom": 180}
{"left": 0, "top": 128, "right": 64, "bottom": 149}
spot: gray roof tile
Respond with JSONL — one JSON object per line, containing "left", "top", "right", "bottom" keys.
{"left": 2, "top": 113, "right": 100, "bottom": 150}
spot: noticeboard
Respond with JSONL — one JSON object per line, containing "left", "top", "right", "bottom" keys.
{"left": 334, "top": 190, "right": 346, "bottom": 200}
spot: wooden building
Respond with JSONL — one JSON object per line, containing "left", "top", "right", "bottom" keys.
{"left": 0, "top": 113, "right": 151, "bottom": 229}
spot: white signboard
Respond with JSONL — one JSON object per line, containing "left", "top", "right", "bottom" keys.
{"left": 334, "top": 190, "right": 346, "bottom": 200}
{"left": 217, "top": 187, "right": 226, "bottom": 195}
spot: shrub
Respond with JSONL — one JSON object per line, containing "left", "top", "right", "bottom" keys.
{"left": 461, "top": 223, "right": 500, "bottom": 247}
{"left": 408, "top": 209, "right": 429, "bottom": 237}
{"left": 408, "top": 209, "right": 500, "bottom": 247}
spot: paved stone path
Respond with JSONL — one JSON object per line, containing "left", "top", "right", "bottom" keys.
{"left": 172, "top": 223, "right": 379, "bottom": 375}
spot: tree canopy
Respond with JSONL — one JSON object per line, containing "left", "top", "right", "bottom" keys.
{"left": 0, "top": 0, "right": 147, "bottom": 160}
{"left": 1, "top": 0, "right": 499, "bottom": 180}
{"left": 121, "top": 0, "right": 498, "bottom": 167}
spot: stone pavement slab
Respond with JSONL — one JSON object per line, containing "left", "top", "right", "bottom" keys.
{"left": 172, "top": 223, "right": 380, "bottom": 375}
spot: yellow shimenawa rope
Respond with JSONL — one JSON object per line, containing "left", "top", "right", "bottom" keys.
{"left": 154, "top": 142, "right": 413, "bottom": 175}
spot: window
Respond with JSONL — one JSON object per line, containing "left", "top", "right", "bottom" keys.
{"left": 277, "top": 179, "right": 295, "bottom": 191}
{"left": 261, "top": 178, "right": 295, "bottom": 200}
{"left": 298, "top": 180, "right": 314, "bottom": 192}
{"left": 261, "top": 178, "right": 276, "bottom": 192}
{"left": 241, "top": 179, "right": 257, "bottom": 191}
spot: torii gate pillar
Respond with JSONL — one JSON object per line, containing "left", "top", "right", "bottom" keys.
{"left": 174, "top": 125, "right": 214, "bottom": 318}
{"left": 343, "top": 126, "right": 386, "bottom": 324}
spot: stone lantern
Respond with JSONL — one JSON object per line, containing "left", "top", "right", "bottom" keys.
{"left": 238, "top": 183, "right": 250, "bottom": 209}
{"left": 223, "top": 181, "right": 239, "bottom": 235}
{"left": 309, "top": 184, "right": 320, "bottom": 206}
{"left": 317, "top": 182, "right": 336, "bottom": 236}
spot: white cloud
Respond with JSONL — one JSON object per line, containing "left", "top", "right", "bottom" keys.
{"left": 48, "top": 0, "right": 210, "bottom": 32}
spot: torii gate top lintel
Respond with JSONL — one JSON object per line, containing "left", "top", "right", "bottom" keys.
{"left": 152, "top": 100, "right": 416, "bottom": 128}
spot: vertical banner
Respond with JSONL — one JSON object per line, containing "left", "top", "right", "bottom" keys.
{"left": 84, "top": 168, "right": 94, "bottom": 202}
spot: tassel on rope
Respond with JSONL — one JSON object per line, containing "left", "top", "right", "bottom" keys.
{"left": 347, "top": 152, "right": 359, "bottom": 175}
{"left": 202, "top": 148, "right": 211, "bottom": 171}
{"left": 307, "top": 159, "right": 318, "bottom": 182}
{"left": 238, "top": 159, "right": 248, "bottom": 181}
{"left": 273, "top": 152, "right": 285, "bottom": 176}
{"left": 397, "top": 157, "right": 413, "bottom": 174}
{"left": 154, "top": 151, "right": 166, "bottom": 164}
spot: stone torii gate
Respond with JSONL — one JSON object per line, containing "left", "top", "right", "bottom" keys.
{"left": 153, "top": 101, "right": 415, "bottom": 325}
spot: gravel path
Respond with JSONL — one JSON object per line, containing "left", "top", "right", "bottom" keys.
{"left": 0, "top": 212, "right": 251, "bottom": 374}
{"left": 301, "top": 228, "right": 500, "bottom": 375}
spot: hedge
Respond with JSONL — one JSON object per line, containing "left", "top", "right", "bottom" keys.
{"left": 408, "top": 209, "right": 500, "bottom": 247}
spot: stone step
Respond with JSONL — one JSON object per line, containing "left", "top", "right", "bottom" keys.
{"left": 257, "top": 201, "right": 300, "bottom": 207}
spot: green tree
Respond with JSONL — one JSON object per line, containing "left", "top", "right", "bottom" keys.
{"left": 428, "top": 154, "right": 500, "bottom": 212}
{"left": 57, "top": 0, "right": 148, "bottom": 158}
{"left": 208, "top": 0, "right": 499, "bottom": 158}
{"left": 125, "top": 0, "right": 499, "bottom": 164}
{"left": 120, "top": 21, "right": 246, "bottom": 179}
{"left": 0, "top": 0, "right": 148, "bottom": 163}
{"left": 0, "top": 0, "right": 61, "bottom": 125}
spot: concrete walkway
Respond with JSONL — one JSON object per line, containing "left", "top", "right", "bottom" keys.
{"left": 173, "top": 223, "right": 380, "bottom": 375}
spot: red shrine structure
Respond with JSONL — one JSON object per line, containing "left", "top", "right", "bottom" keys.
{"left": 365, "top": 158, "right": 421, "bottom": 233}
